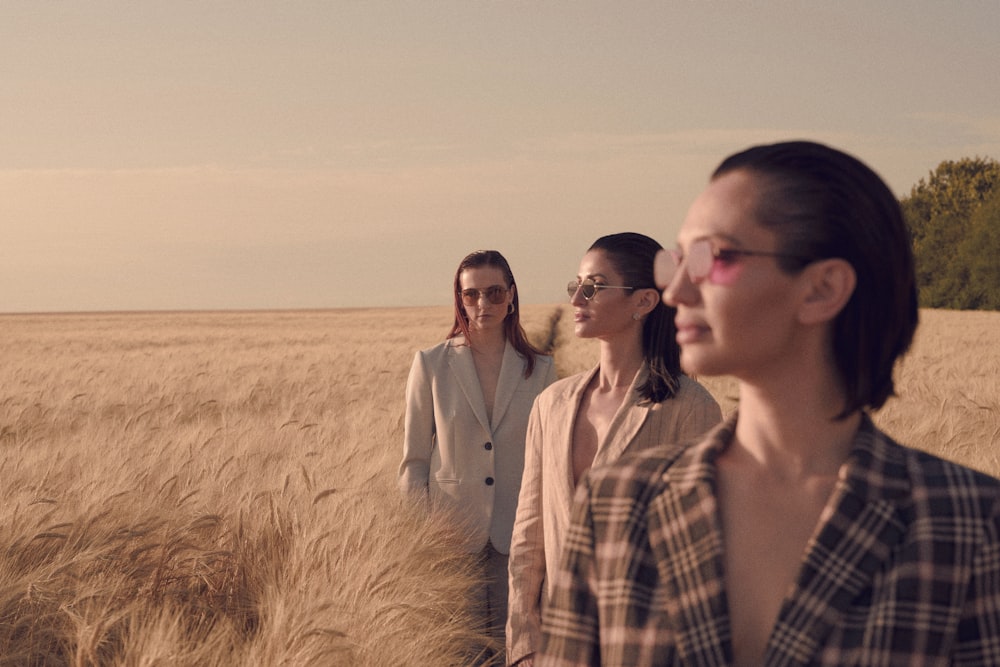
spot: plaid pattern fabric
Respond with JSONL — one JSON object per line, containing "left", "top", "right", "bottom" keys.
{"left": 540, "top": 414, "right": 1000, "bottom": 666}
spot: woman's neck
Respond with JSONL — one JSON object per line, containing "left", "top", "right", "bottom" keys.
{"left": 732, "top": 374, "right": 860, "bottom": 480}
{"left": 595, "top": 334, "right": 644, "bottom": 390}
{"left": 467, "top": 326, "right": 506, "bottom": 354}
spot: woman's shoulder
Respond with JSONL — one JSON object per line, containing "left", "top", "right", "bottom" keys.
{"left": 674, "top": 374, "right": 718, "bottom": 400}
{"left": 417, "top": 337, "right": 463, "bottom": 356}
{"left": 890, "top": 435, "right": 1000, "bottom": 493}
{"left": 409, "top": 339, "right": 464, "bottom": 372}
{"left": 854, "top": 418, "right": 1000, "bottom": 522}
{"left": 538, "top": 367, "right": 596, "bottom": 400}
{"left": 652, "top": 375, "right": 722, "bottom": 418}
{"left": 523, "top": 347, "right": 555, "bottom": 370}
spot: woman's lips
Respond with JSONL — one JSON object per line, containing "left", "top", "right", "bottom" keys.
{"left": 675, "top": 320, "right": 709, "bottom": 344}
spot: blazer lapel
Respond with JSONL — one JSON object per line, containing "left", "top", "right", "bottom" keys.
{"left": 558, "top": 367, "right": 600, "bottom": 494}
{"left": 489, "top": 342, "right": 523, "bottom": 430}
{"left": 447, "top": 340, "right": 491, "bottom": 433}
{"left": 646, "top": 427, "right": 734, "bottom": 666}
{"left": 763, "top": 417, "right": 910, "bottom": 666}
{"left": 594, "top": 363, "right": 652, "bottom": 466}
{"left": 644, "top": 415, "right": 910, "bottom": 667}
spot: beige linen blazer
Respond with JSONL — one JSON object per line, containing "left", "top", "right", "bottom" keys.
{"left": 398, "top": 337, "right": 557, "bottom": 554}
{"left": 506, "top": 364, "right": 721, "bottom": 664}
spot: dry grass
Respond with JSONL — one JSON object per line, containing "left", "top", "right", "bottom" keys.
{"left": 0, "top": 305, "right": 997, "bottom": 665}
{"left": 875, "top": 309, "right": 1000, "bottom": 475}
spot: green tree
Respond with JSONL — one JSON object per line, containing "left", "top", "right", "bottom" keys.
{"left": 901, "top": 157, "right": 1000, "bottom": 310}
{"left": 962, "top": 188, "right": 1000, "bottom": 310}
{"left": 918, "top": 211, "right": 972, "bottom": 308}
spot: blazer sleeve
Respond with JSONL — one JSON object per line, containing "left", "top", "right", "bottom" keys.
{"left": 507, "top": 396, "right": 549, "bottom": 665}
{"left": 398, "top": 349, "right": 434, "bottom": 497}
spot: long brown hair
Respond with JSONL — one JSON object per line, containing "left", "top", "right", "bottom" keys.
{"left": 447, "top": 250, "right": 544, "bottom": 378}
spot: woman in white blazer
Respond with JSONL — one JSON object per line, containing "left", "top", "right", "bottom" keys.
{"left": 506, "top": 233, "right": 722, "bottom": 666}
{"left": 398, "top": 249, "right": 557, "bottom": 660}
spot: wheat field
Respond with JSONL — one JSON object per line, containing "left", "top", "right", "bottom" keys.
{"left": 1, "top": 305, "right": 998, "bottom": 665}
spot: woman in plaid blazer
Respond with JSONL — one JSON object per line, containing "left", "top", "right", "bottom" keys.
{"left": 540, "top": 141, "right": 1000, "bottom": 666}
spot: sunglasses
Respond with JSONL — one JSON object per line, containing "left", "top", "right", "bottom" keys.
{"left": 566, "top": 278, "right": 634, "bottom": 301}
{"left": 459, "top": 285, "right": 509, "bottom": 306}
{"left": 654, "top": 238, "right": 809, "bottom": 286}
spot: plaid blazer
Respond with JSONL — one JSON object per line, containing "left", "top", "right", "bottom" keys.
{"left": 540, "top": 414, "right": 1000, "bottom": 666}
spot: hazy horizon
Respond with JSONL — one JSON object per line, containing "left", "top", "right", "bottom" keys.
{"left": 4, "top": 2, "right": 999, "bottom": 314}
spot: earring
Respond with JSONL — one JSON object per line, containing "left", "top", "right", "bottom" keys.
{"left": 632, "top": 312, "right": 641, "bottom": 321}
{"left": 507, "top": 303, "right": 515, "bottom": 316}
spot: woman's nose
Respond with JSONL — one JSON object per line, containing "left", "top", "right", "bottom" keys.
{"left": 661, "top": 266, "right": 697, "bottom": 307}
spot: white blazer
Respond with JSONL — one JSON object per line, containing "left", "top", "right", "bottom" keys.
{"left": 398, "top": 337, "right": 557, "bottom": 554}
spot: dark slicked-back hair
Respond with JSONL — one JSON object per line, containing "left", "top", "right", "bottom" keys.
{"left": 448, "top": 249, "right": 544, "bottom": 378}
{"left": 713, "top": 140, "right": 918, "bottom": 416}
{"left": 588, "top": 232, "right": 683, "bottom": 403}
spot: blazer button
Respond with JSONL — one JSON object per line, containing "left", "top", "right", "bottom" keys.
{"left": 484, "top": 442, "right": 493, "bottom": 450}
{"left": 485, "top": 477, "right": 494, "bottom": 486}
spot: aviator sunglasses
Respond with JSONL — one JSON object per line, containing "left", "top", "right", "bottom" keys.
{"left": 654, "top": 238, "right": 810, "bottom": 286}
{"left": 459, "top": 285, "right": 509, "bottom": 306}
{"left": 567, "top": 278, "right": 635, "bottom": 301}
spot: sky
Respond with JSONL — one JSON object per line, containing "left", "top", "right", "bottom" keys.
{"left": 3, "top": 1, "right": 999, "bottom": 313}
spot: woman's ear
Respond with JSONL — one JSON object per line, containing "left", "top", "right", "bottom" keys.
{"left": 634, "top": 287, "right": 661, "bottom": 317}
{"left": 798, "top": 258, "right": 856, "bottom": 325}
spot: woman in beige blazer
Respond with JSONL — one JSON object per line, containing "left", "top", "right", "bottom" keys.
{"left": 398, "top": 250, "right": 557, "bottom": 660}
{"left": 506, "top": 233, "right": 722, "bottom": 666}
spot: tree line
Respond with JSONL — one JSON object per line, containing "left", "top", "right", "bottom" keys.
{"left": 900, "top": 156, "right": 1000, "bottom": 310}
